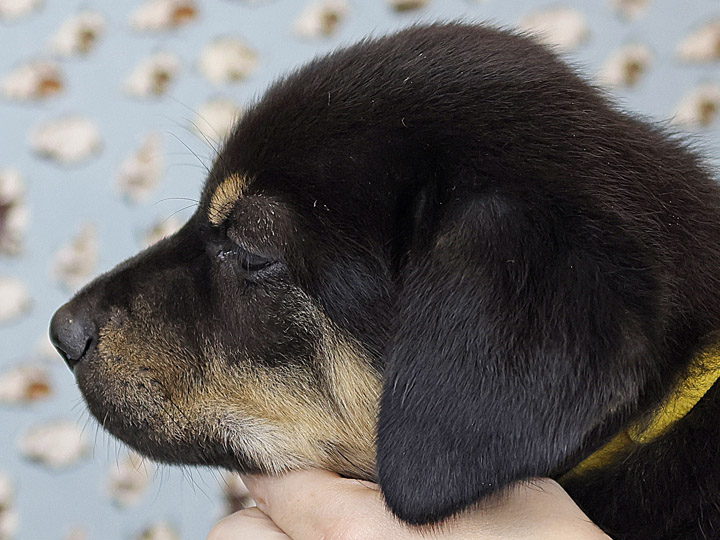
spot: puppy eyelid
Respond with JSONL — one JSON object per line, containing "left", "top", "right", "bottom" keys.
{"left": 215, "top": 244, "right": 275, "bottom": 272}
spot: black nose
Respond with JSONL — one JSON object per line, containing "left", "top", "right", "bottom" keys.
{"left": 49, "top": 302, "right": 97, "bottom": 371}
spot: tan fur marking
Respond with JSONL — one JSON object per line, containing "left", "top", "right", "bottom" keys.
{"left": 208, "top": 174, "right": 247, "bottom": 225}
{"left": 206, "top": 301, "right": 381, "bottom": 479}
{"left": 96, "top": 289, "right": 381, "bottom": 480}
{"left": 207, "top": 325, "right": 380, "bottom": 479}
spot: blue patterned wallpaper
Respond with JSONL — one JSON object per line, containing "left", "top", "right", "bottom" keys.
{"left": 1, "top": 1, "right": 718, "bottom": 539}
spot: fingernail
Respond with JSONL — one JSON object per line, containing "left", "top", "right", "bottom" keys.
{"left": 240, "top": 475, "right": 257, "bottom": 491}
{"left": 240, "top": 475, "right": 267, "bottom": 511}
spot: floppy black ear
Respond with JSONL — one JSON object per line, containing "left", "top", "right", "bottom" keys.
{"left": 377, "top": 190, "right": 659, "bottom": 525}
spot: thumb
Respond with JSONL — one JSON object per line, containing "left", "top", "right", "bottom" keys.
{"left": 241, "top": 470, "right": 387, "bottom": 540}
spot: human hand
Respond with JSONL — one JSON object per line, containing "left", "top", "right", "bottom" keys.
{"left": 207, "top": 470, "right": 610, "bottom": 540}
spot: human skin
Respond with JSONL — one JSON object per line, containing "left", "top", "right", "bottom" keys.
{"left": 207, "top": 470, "right": 611, "bottom": 540}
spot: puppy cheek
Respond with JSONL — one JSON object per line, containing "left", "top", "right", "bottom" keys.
{"left": 209, "top": 329, "right": 381, "bottom": 477}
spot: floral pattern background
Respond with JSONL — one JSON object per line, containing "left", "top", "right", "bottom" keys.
{"left": 1, "top": 0, "right": 719, "bottom": 539}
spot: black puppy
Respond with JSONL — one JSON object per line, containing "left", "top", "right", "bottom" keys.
{"left": 50, "top": 23, "right": 720, "bottom": 539}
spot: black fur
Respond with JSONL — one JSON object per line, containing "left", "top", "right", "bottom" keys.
{"left": 51, "top": 23, "right": 720, "bottom": 539}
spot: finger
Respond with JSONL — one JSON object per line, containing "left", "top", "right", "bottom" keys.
{"left": 458, "top": 479, "right": 610, "bottom": 540}
{"left": 241, "top": 470, "right": 388, "bottom": 540}
{"left": 207, "top": 507, "right": 291, "bottom": 540}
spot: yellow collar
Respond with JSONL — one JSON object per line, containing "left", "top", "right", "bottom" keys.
{"left": 563, "top": 340, "right": 720, "bottom": 481}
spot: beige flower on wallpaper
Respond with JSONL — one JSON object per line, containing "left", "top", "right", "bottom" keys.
{"left": 136, "top": 522, "right": 181, "bottom": 540}
{"left": 598, "top": 43, "right": 653, "bottom": 88}
{"left": 19, "top": 420, "right": 89, "bottom": 469}
{"left": 130, "top": 0, "right": 199, "bottom": 31}
{"left": 677, "top": 18, "right": 720, "bottom": 63}
{"left": 0, "top": 0, "right": 42, "bottom": 20}
{"left": 30, "top": 116, "right": 102, "bottom": 165}
{"left": 610, "top": 0, "right": 652, "bottom": 20}
{"left": 143, "top": 216, "right": 184, "bottom": 248}
{"left": 388, "top": 0, "right": 430, "bottom": 12}
{"left": 125, "top": 52, "right": 180, "bottom": 98}
{"left": 198, "top": 37, "right": 258, "bottom": 85}
{"left": 518, "top": 6, "right": 590, "bottom": 52}
{"left": 1, "top": 60, "right": 64, "bottom": 102}
{"left": 192, "top": 97, "right": 243, "bottom": 144}
{"left": 52, "top": 223, "right": 98, "bottom": 291}
{"left": 674, "top": 83, "right": 720, "bottom": 128}
{"left": 0, "top": 168, "right": 29, "bottom": 256}
{"left": 117, "top": 133, "right": 165, "bottom": 203}
{"left": 108, "top": 451, "right": 155, "bottom": 508}
{"left": 0, "top": 276, "right": 31, "bottom": 323}
{"left": 0, "top": 364, "right": 52, "bottom": 405}
{"left": 49, "top": 11, "right": 106, "bottom": 57}
{"left": 0, "top": 472, "right": 17, "bottom": 540}
{"left": 294, "top": 0, "right": 349, "bottom": 38}
{"left": 64, "top": 528, "right": 88, "bottom": 540}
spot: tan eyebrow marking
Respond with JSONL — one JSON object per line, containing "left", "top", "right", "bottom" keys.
{"left": 208, "top": 173, "right": 247, "bottom": 226}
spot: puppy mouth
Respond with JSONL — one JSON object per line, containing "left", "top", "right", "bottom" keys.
{"left": 75, "top": 352, "right": 165, "bottom": 430}
{"left": 73, "top": 351, "right": 242, "bottom": 469}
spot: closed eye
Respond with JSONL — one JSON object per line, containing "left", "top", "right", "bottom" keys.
{"left": 216, "top": 245, "right": 276, "bottom": 273}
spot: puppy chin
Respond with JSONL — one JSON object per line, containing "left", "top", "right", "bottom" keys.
{"left": 73, "top": 355, "right": 291, "bottom": 473}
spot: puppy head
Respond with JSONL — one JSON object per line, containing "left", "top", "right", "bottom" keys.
{"left": 50, "top": 23, "right": 706, "bottom": 525}
{"left": 50, "top": 181, "right": 384, "bottom": 479}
